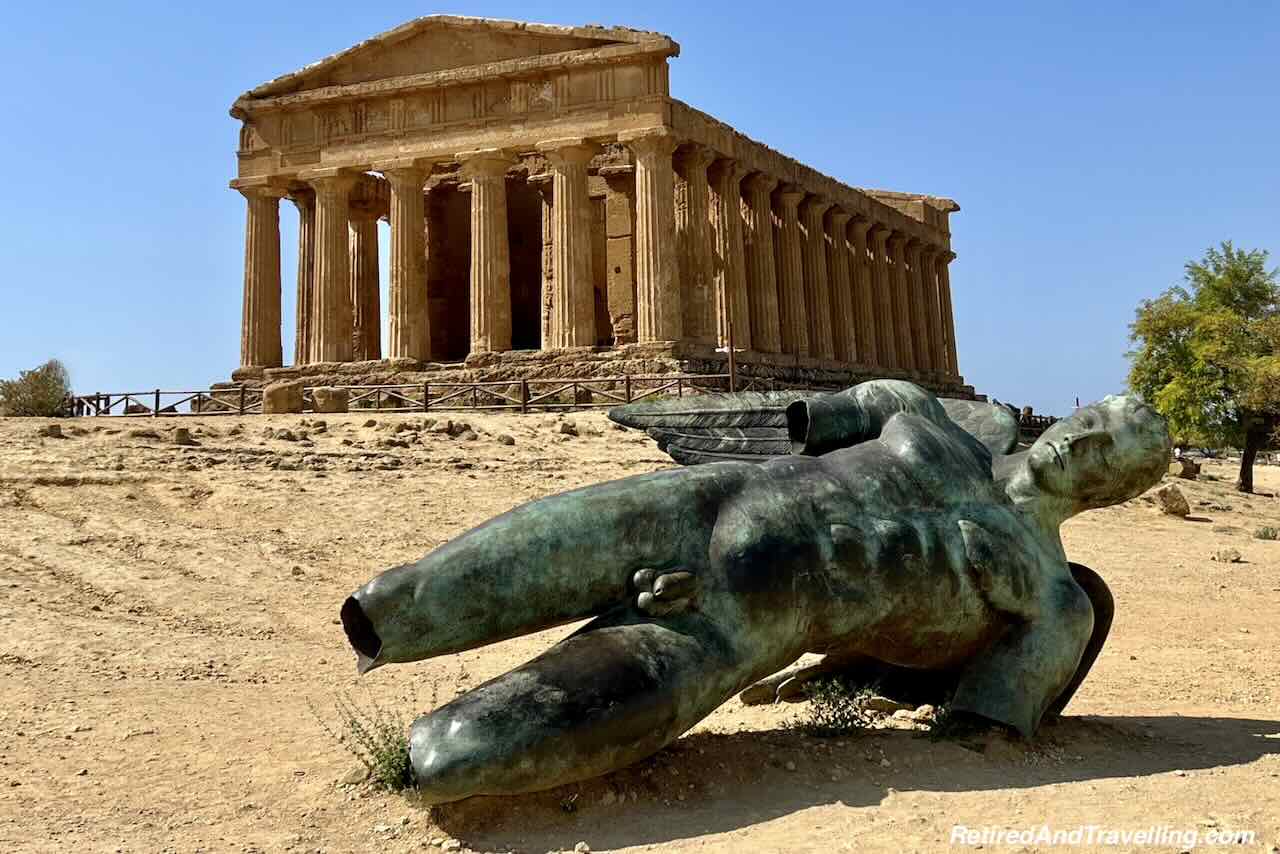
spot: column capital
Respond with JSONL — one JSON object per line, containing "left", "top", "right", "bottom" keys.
{"left": 800, "top": 196, "right": 833, "bottom": 218}
{"left": 940, "top": 250, "right": 958, "bottom": 264}
{"left": 286, "top": 186, "right": 315, "bottom": 209}
{"left": 886, "top": 230, "right": 910, "bottom": 251}
{"left": 742, "top": 172, "right": 779, "bottom": 194}
{"left": 707, "top": 157, "right": 746, "bottom": 184}
{"left": 234, "top": 183, "right": 289, "bottom": 201}
{"left": 618, "top": 127, "right": 679, "bottom": 158}
{"left": 826, "top": 208, "right": 852, "bottom": 229}
{"left": 536, "top": 138, "right": 599, "bottom": 166}
{"left": 304, "top": 171, "right": 360, "bottom": 198}
{"left": 869, "top": 225, "right": 892, "bottom": 247}
{"left": 849, "top": 216, "right": 874, "bottom": 238}
{"left": 456, "top": 148, "right": 515, "bottom": 179}
{"left": 379, "top": 165, "right": 430, "bottom": 190}
{"left": 674, "top": 143, "right": 716, "bottom": 176}
{"left": 775, "top": 184, "right": 806, "bottom": 209}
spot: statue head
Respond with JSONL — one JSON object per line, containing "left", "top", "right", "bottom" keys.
{"left": 1027, "top": 395, "right": 1170, "bottom": 512}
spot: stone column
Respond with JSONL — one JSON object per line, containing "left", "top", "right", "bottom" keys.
{"left": 308, "top": 174, "right": 357, "bottom": 364}
{"left": 600, "top": 167, "right": 637, "bottom": 345}
{"left": 800, "top": 197, "right": 834, "bottom": 359}
{"left": 621, "top": 129, "right": 681, "bottom": 343}
{"left": 903, "top": 240, "right": 931, "bottom": 375}
{"left": 825, "top": 208, "right": 855, "bottom": 363}
{"left": 918, "top": 245, "right": 944, "bottom": 378}
{"left": 741, "top": 173, "right": 781, "bottom": 353}
{"left": 708, "top": 158, "right": 749, "bottom": 351}
{"left": 674, "top": 145, "right": 716, "bottom": 345}
{"left": 937, "top": 251, "right": 960, "bottom": 378}
{"left": 287, "top": 189, "right": 315, "bottom": 365}
{"left": 849, "top": 218, "right": 877, "bottom": 368}
{"left": 348, "top": 211, "right": 381, "bottom": 361}
{"left": 458, "top": 150, "right": 515, "bottom": 354}
{"left": 531, "top": 177, "right": 555, "bottom": 348}
{"left": 381, "top": 166, "right": 430, "bottom": 361}
{"left": 774, "top": 185, "right": 808, "bottom": 357}
{"left": 869, "top": 226, "right": 898, "bottom": 371}
{"left": 238, "top": 185, "right": 286, "bottom": 369}
{"left": 537, "top": 139, "right": 598, "bottom": 348}
{"left": 886, "top": 232, "right": 916, "bottom": 373}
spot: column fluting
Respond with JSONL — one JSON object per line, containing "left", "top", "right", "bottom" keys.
{"left": 708, "top": 158, "right": 750, "bottom": 352}
{"left": 800, "top": 197, "right": 834, "bottom": 359}
{"left": 458, "top": 150, "right": 515, "bottom": 355}
{"left": 825, "top": 209, "right": 855, "bottom": 363}
{"left": 382, "top": 167, "right": 430, "bottom": 361}
{"left": 349, "top": 212, "right": 381, "bottom": 361}
{"left": 238, "top": 185, "right": 286, "bottom": 369}
{"left": 287, "top": 189, "right": 315, "bottom": 365}
{"left": 869, "top": 226, "right": 898, "bottom": 371}
{"left": 309, "top": 174, "right": 357, "bottom": 363}
{"left": 674, "top": 145, "right": 716, "bottom": 344}
{"left": 741, "top": 173, "right": 781, "bottom": 353}
{"left": 849, "top": 218, "right": 877, "bottom": 368}
{"left": 621, "top": 129, "right": 681, "bottom": 343}
{"left": 774, "top": 185, "right": 808, "bottom": 357}
{"left": 537, "top": 139, "right": 598, "bottom": 348}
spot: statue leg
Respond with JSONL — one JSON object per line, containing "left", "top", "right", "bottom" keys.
{"left": 949, "top": 574, "right": 1095, "bottom": 737}
{"left": 408, "top": 605, "right": 795, "bottom": 804}
{"left": 1044, "top": 563, "right": 1114, "bottom": 718}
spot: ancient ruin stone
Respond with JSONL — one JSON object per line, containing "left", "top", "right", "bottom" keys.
{"left": 1211, "top": 548, "right": 1243, "bottom": 563}
{"left": 172, "top": 428, "right": 197, "bottom": 446}
{"left": 497, "top": 434, "right": 516, "bottom": 446}
{"left": 36, "top": 424, "right": 63, "bottom": 439}
{"left": 1168, "top": 458, "right": 1200, "bottom": 479}
{"left": 262, "top": 380, "right": 304, "bottom": 414}
{"left": 1157, "top": 484, "right": 1190, "bottom": 517}
{"left": 312, "top": 387, "right": 349, "bottom": 413}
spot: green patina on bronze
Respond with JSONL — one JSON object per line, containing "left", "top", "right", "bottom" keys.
{"left": 342, "top": 380, "right": 1170, "bottom": 804}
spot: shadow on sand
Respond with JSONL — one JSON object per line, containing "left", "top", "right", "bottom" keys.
{"left": 418, "top": 714, "right": 1280, "bottom": 851}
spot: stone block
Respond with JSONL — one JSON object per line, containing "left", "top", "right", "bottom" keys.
{"left": 312, "top": 387, "right": 350, "bottom": 413}
{"left": 262, "top": 380, "right": 304, "bottom": 414}
{"left": 1168, "top": 458, "right": 1199, "bottom": 479}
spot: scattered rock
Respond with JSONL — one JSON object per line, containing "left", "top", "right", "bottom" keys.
{"left": 1211, "top": 548, "right": 1242, "bottom": 563}
{"left": 496, "top": 434, "right": 515, "bottom": 446}
{"left": 262, "top": 380, "right": 305, "bottom": 414}
{"left": 172, "top": 427, "right": 197, "bottom": 446}
{"left": 558, "top": 421, "right": 579, "bottom": 437}
{"left": 274, "top": 429, "right": 298, "bottom": 442}
{"left": 126, "top": 428, "right": 161, "bottom": 440}
{"left": 311, "top": 387, "right": 349, "bottom": 414}
{"left": 36, "top": 424, "right": 64, "bottom": 439}
{"left": 1168, "top": 458, "right": 1200, "bottom": 479}
{"left": 442, "top": 841, "right": 462, "bottom": 852}
{"left": 783, "top": 760, "right": 796, "bottom": 772}
{"left": 339, "top": 766, "right": 369, "bottom": 786}
{"left": 1156, "top": 484, "right": 1190, "bottom": 517}
{"left": 574, "top": 843, "right": 591, "bottom": 853}
{"left": 362, "top": 419, "right": 377, "bottom": 428}
{"left": 459, "top": 430, "right": 478, "bottom": 442}
{"left": 291, "top": 566, "right": 305, "bottom": 577}
{"left": 862, "top": 695, "right": 913, "bottom": 714}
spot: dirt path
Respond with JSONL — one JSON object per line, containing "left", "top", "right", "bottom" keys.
{"left": 1, "top": 412, "right": 1276, "bottom": 853}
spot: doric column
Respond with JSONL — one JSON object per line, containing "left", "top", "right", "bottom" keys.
{"left": 308, "top": 173, "right": 357, "bottom": 363}
{"left": 903, "top": 240, "right": 930, "bottom": 375}
{"left": 774, "top": 185, "right": 808, "bottom": 356}
{"left": 869, "top": 226, "right": 898, "bottom": 371}
{"left": 918, "top": 245, "right": 943, "bottom": 378}
{"left": 537, "top": 139, "right": 598, "bottom": 348}
{"left": 825, "top": 208, "right": 855, "bottom": 363}
{"left": 532, "top": 177, "right": 556, "bottom": 348}
{"left": 886, "top": 232, "right": 916, "bottom": 373}
{"left": 620, "top": 129, "right": 681, "bottom": 343}
{"left": 237, "top": 185, "right": 286, "bottom": 369}
{"left": 937, "top": 251, "right": 960, "bottom": 378}
{"left": 741, "top": 173, "right": 781, "bottom": 353}
{"left": 458, "top": 149, "right": 515, "bottom": 354}
{"left": 381, "top": 166, "right": 430, "bottom": 361}
{"left": 849, "top": 217, "right": 877, "bottom": 368}
{"left": 708, "top": 158, "right": 749, "bottom": 351}
{"left": 674, "top": 145, "right": 716, "bottom": 344}
{"left": 287, "top": 189, "right": 315, "bottom": 365}
{"left": 348, "top": 211, "right": 381, "bottom": 361}
{"left": 800, "top": 196, "right": 834, "bottom": 359}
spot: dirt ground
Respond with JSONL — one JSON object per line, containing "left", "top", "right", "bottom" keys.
{"left": 1, "top": 410, "right": 1277, "bottom": 854}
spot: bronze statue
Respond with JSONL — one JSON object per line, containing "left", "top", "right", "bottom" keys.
{"left": 341, "top": 380, "right": 1169, "bottom": 803}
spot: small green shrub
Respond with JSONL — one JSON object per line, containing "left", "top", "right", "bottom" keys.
{"left": 785, "top": 678, "right": 878, "bottom": 738}
{"left": 0, "top": 359, "right": 71, "bottom": 417}
{"left": 312, "top": 692, "right": 413, "bottom": 791}
{"left": 1255, "top": 526, "right": 1279, "bottom": 541}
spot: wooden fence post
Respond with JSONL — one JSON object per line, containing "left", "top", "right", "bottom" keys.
{"left": 238, "top": 386, "right": 246, "bottom": 416}
{"left": 153, "top": 389, "right": 160, "bottom": 417}
{"left": 520, "top": 379, "right": 529, "bottom": 413}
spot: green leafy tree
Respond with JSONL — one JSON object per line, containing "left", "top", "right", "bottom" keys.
{"left": 1128, "top": 242, "right": 1280, "bottom": 493}
{"left": 0, "top": 359, "right": 72, "bottom": 417}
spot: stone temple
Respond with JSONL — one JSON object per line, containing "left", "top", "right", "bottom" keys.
{"left": 228, "top": 16, "right": 973, "bottom": 396}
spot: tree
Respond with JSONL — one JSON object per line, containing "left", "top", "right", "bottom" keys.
{"left": 0, "top": 359, "right": 72, "bottom": 417}
{"left": 1128, "top": 242, "right": 1280, "bottom": 493}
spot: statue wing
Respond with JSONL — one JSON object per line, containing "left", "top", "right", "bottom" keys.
{"left": 938, "top": 398, "right": 1021, "bottom": 456}
{"left": 606, "top": 390, "right": 816, "bottom": 465}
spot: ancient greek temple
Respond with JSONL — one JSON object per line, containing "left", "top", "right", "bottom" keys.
{"left": 229, "top": 16, "right": 968, "bottom": 393}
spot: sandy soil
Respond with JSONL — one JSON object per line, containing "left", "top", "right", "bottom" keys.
{"left": 1, "top": 410, "right": 1277, "bottom": 854}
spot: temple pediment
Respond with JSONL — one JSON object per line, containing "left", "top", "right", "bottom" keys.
{"left": 237, "top": 16, "right": 677, "bottom": 107}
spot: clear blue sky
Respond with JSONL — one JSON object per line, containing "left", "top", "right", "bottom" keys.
{"left": 2, "top": 1, "right": 1276, "bottom": 413}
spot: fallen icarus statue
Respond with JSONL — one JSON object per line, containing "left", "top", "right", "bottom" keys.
{"left": 341, "top": 380, "right": 1169, "bottom": 803}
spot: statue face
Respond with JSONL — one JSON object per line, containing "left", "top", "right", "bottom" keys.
{"left": 1028, "top": 395, "right": 1170, "bottom": 510}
